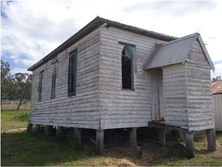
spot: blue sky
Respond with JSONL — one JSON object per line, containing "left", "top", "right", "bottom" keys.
{"left": 1, "top": 0, "right": 222, "bottom": 77}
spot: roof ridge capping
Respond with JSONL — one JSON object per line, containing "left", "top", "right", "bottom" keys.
{"left": 163, "top": 32, "right": 199, "bottom": 46}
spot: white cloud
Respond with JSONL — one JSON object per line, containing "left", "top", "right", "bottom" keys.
{"left": 1, "top": 0, "right": 222, "bottom": 77}
{"left": 10, "top": 67, "right": 32, "bottom": 75}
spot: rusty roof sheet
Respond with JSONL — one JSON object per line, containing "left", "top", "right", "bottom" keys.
{"left": 212, "top": 80, "right": 222, "bottom": 94}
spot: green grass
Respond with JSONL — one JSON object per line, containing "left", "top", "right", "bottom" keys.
{"left": 1, "top": 110, "right": 222, "bottom": 166}
{"left": 1, "top": 110, "right": 30, "bottom": 132}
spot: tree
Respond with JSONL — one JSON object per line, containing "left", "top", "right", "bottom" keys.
{"left": 1, "top": 60, "right": 32, "bottom": 110}
{"left": 14, "top": 73, "right": 32, "bottom": 110}
{"left": 212, "top": 76, "right": 222, "bottom": 81}
{"left": 1, "top": 60, "right": 15, "bottom": 105}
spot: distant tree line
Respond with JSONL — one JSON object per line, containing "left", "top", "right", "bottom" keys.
{"left": 212, "top": 76, "right": 222, "bottom": 81}
{"left": 1, "top": 60, "right": 32, "bottom": 110}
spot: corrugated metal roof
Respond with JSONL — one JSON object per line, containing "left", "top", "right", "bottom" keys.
{"left": 28, "top": 16, "right": 177, "bottom": 71}
{"left": 144, "top": 33, "right": 215, "bottom": 71}
{"left": 144, "top": 33, "right": 197, "bottom": 69}
{"left": 212, "top": 80, "right": 222, "bottom": 94}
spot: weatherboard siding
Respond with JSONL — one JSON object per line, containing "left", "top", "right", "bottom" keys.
{"left": 99, "top": 27, "right": 166, "bottom": 129}
{"left": 163, "top": 64, "right": 188, "bottom": 128}
{"left": 186, "top": 39, "right": 214, "bottom": 131}
{"left": 30, "top": 28, "right": 101, "bottom": 129}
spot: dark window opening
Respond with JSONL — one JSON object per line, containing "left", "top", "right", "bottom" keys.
{"left": 51, "top": 64, "right": 57, "bottom": 99}
{"left": 122, "top": 48, "right": 133, "bottom": 89}
{"left": 68, "top": 50, "right": 77, "bottom": 96}
{"left": 38, "top": 71, "right": 44, "bottom": 101}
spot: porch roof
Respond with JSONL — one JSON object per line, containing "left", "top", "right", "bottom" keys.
{"left": 143, "top": 33, "right": 215, "bottom": 71}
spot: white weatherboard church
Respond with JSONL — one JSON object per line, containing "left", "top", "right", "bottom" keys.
{"left": 27, "top": 17, "right": 216, "bottom": 157}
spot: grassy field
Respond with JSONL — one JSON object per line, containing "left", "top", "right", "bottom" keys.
{"left": 1, "top": 110, "right": 222, "bottom": 166}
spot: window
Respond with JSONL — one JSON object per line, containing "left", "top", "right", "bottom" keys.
{"left": 122, "top": 45, "right": 136, "bottom": 90}
{"left": 38, "top": 71, "right": 44, "bottom": 101}
{"left": 51, "top": 56, "right": 57, "bottom": 99}
{"left": 51, "top": 63, "right": 57, "bottom": 99}
{"left": 68, "top": 50, "right": 77, "bottom": 96}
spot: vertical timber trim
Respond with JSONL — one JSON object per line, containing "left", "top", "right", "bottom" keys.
{"left": 158, "top": 129, "right": 166, "bottom": 144}
{"left": 207, "top": 129, "right": 216, "bottom": 151}
{"left": 130, "top": 128, "right": 137, "bottom": 148}
{"left": 56, "top": 126, "right": 62, "bottom": 138}
{"left": 185, "top": 130, "right": 195, "bottom": 158}
{"left": 96, "top": 129, "right": 104, "bottom": 155}
{"left": 74, "top": 128, "right": 82, "bottom": 147}
{"left": 27, "top": 123, "right": 33, "bottom": 133}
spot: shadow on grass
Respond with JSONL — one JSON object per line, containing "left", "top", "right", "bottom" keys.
{"left": 1, "top": 131, "right": 96, "bottom": 166}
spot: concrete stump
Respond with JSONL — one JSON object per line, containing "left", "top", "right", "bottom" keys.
{"left": 158, "top": 129, "right": 166, "bottom": 144}
{"left": 96, "top": 129, "right": 104, "bottom": 155}
{"left": 207, "top": 129, "right": 216, "bottom": 151}
{"left": 130, "top": 128, "right": 137, "bottom": 148}
{"left": 185, "top": 131, "right": 195, "bottom": 158}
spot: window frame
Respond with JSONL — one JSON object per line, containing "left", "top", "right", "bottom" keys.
{"left": 38, "top": 70, "right": 44, "bottom": 101}
{"left": 68, "top": 50, "right": 77, "bottom": 96}
{"left": 50, "top": 63, "right": 57, "bottom": 99}
{"left": 121, "top": 46, "right": 135, "bottom": 91}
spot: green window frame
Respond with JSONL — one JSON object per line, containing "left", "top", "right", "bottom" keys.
{"left": 68, "top": 50, "right": 77, "bottom": 96}
{"left": 38, "top": 70, "right": 44, "bottom": 101}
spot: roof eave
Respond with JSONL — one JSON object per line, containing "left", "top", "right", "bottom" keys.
{"left": 28, "top": 16, "right": 178, "bottom": 71}
{"left": 197, "top": 35, "right": 215, "bottom": 72}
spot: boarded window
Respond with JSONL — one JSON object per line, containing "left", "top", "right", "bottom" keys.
{"left": 68, "top": 50, "right": 77, "bottom": 96}
{"left": 122, "top": 45, "right": 136, "bottom": 90}
{"left": 38, "top": 71, "right": 44, "bottom": 101}
{"left": 51, "top": 63, "right": 57, "bottom": 99}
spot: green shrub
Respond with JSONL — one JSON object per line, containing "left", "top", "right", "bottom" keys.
{"left": 11, "top": 113, "right": 30, "bottom": 122}
{"left": 193, "top": 131, "right": 205, "bottom": 142}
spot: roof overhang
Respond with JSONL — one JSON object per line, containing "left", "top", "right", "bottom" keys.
{"left": 28, "top": 16, "right": 177, "bottom": 71}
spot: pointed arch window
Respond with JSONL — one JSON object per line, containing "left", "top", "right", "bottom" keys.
{"left": 122, "top": 45, "right": 136, "bottom": 90}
